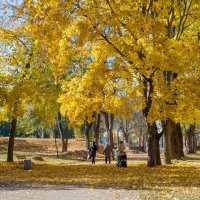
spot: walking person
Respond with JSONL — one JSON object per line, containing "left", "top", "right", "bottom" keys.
{"left": 118, "top": 141, "right": 126, "bottom": 157}
{"left": 117, "top": 141, "right": 127, "bottom": 167}
{"left": 89, "top": 141, "right": 98, "bottom": 164}
{"left": 103, "top": 143, "right": 114, "bottom": 164}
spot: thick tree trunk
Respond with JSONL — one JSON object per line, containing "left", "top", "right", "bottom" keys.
{"left": 147, "top": 122, "right": 158, "bottom": 167}
{"left": 187, "top": 124, "right": 196, "bottom": 153}
{"left": 155, "top": 135, "right": 161, "bottom": 165}
{"left": 57, "top": 111, "right": 67, "bottom": 152}
{"left": 164, "top": 120, "right": 172, "bottom": 164}
{"left": 7, "top": 118, "right": 17, "bottom": 162}
{"left": 171, "top": 123, "right": 184, "bottom": 159}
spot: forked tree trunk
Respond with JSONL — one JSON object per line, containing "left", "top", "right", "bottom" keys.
{"left": 7, "top": 118, "right": 17, "bottom": 162}
{"left": 103, "top": 112, "right": 114, "bottom": 148}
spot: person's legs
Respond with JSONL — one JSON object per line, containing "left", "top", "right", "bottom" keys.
{"left": 105, "top": 157, "right": 107, "bottom": 164}
{"left": 91, "top": 156, "right": 94, "bottom": 164}
{"left": 92, "top": 156, "right": 95, "bottom": 164}
{"left": 108, "top": 157, "right": 111, "bottom": 164}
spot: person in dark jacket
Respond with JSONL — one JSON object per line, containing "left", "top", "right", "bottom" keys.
{"left": 89, "top": 142, "right": 98, "bottom": 164}
{"left": 103, "top": 143, "right": 114, "bottom": 164}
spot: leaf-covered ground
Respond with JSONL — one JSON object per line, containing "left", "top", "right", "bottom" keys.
{"left": 1, "top": 160, "right": 200, "bottom": 200}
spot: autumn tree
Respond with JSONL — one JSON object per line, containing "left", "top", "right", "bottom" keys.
{"left": 3, "top": 0, "right": 200, "bottom": 167}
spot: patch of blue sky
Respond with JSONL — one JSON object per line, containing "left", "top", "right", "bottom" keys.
{"left": 0, "top": 0, "right": 25, "bottom": 29}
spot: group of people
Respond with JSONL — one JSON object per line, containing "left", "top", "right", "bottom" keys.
{"left": 88, "top": 141, "right": 127, "bottom": 165}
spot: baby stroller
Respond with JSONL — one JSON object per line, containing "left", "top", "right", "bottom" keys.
{"left": 117, "top": 154, "right": 127, "bottom": 168}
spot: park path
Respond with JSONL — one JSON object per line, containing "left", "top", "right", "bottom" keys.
{"left": 0, "top": 183, "right": 142, "bottom": 200}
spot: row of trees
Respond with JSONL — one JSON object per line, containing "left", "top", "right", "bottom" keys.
{"left": 0, "top": 0, "right": 200, "bottom": 166}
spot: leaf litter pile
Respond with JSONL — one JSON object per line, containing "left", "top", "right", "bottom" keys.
{"left": 0, "top": 161, "right": 200, "bottom": 199}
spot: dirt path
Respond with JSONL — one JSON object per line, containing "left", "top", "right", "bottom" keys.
{"left": 0, "top": 182, "right": 142, "bottom": 200}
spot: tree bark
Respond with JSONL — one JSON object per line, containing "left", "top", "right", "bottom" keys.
{"left": 155, "top": 134, "right": 161, "bottom": 165}
{"left": 171, "top": 123, "right": 184, "bottom": 159}
{"left": 103, "top": 112, "right": 114, "bottom": 148}
{"left": 147, "top": 122, "right": 158, "bottom": 167}
{"left": 164, "top": 120, "right": 172, "bottom": 164}
{"left": 93, "top": 113, "right": 101, "bottom": 148}
{"left": 124, "top": 134, "right": 131, "bottom": 150}
{"left": 7, "top": 118, "right": 17, "bottom": 162}
{"left": 109, "top": 113, "right": 114, "bottom": 148}
{"left": 65, "top": 118, "right": 69, "bottom": 152}
{"left": 193, "top": 132, "right": 197, "bottom": 153}
{"left": 84, "top": 120, "right": 93, "bottom": 150}
{"left": 57, "top": 111, "right": 67, "bottom": 152}
{"left": 187, "top": 124, "right": 196, "bottom": 153}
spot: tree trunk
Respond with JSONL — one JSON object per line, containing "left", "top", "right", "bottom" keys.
{"left": 85, "top": 121, "right": 93, "bottom": 150}
{"left": 7, "top": 118, "right": 17, "bottom": 162}
{"left": 187, "top": 124, "right": 196, "bottom": 153}
{"left": 57, "top": 111, "right": 67, "bottom": 152}
{"left": 164, "top": 120, "right": 172, "bottom": 164}
{"left": 85, "top": 132, "right": 90, "bottom": 150}
{"left": 49, "top": 125, "right": 54, "bottom": 139}
{"left": 41, "top": 128, "right": 44, "bottom": 138}
{"left": 103, "top": 112, "right": 114, "bottom": 148}
{"left": 124, "top": 134, "right": 130, "bottom": 150}
{"left": 94, "top": 113, "right": 101, "bottom": 148}
{"left": 65, "top": 119, "right": 69, "bottom": 152}
{"left": 193, "top": 132, "right": 197, "bottom": 153}
{"left": 117, "top": 128, "right": 120, "bottom": 146}
{"left": 109, "top": 113, "right": 114, "bottom": 148}
{"left": 155, "top": 134, "right": 161, "bottom": 165}
{"left": 51, "top": 125, "right": 59, "bottom": 158}
{"left": 175, "top": 123, "right": 184, "bottom": 157}
{"left": 171, "top": 123, "right": 184, "bottom": 159}
{"left": 147, "top": 122, "right": 158, "bottom": 167}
